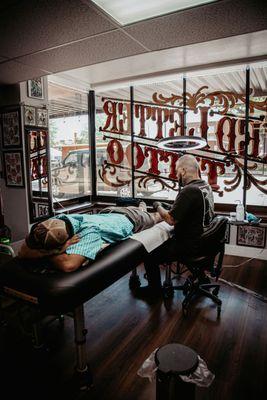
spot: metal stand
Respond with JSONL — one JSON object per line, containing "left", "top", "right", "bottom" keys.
{"left": 73, "top": 305, "right": 93, "bottom": 390}
{"left": 162, "top": 264, "right": 185, "bottom": 298}
{"left": 129, "top": 267, "right": 141, "bottom": 289}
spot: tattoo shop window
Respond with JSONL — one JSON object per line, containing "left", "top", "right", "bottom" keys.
{"left": 48, "top": 82, "right": 91, "bottom": 204}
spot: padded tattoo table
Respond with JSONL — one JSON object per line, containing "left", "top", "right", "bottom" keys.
{"left": 0, "top": 222, "right": 173, "bottom": 389}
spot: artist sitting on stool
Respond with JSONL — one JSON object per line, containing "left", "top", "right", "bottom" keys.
{"left": 134, "top": 154, "right": 215, "bottom": 298}
{"left": 18, "top": 203, "right": 162, "bottom": 272}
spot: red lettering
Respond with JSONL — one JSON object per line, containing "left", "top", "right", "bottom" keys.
{"left": 101, "top": 101, "right": 118, "bottom": 132}
{"left": 118, "top": 102, "right": 131, "bottom": 134}
{"left": 106, "top": 139, "right": 124, "bottom": 164}
{"left": 144, "top": 147, "right": 160, "bottom": 175}
{"left": 237, "top": 119, "right": 260, "bottom": 157}
{"left": 200, "top": 159, "right": 225, "bottom": 191}
{"left": 125, "top": 143, "right": 145, "bottom": 169}
{"left": 216, "top": 116, "right": 237, "bottom": 153}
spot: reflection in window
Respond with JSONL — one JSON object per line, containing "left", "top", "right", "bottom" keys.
{"left": 48, "top": 82, "right": 90, "bottom": 202}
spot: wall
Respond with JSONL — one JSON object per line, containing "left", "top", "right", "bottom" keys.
{"left": 0, "top": 84, "right": 30, "bottom": 241}
{"left": 0, "top": 76, "right": 49, "bottom": 241}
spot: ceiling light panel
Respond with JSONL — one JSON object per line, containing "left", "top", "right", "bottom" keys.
{"left": 91, "top": 0, "right": 216, "bottom": 25}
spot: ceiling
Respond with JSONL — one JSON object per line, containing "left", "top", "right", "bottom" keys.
{"left": 0, "top": 0, "right": 266, "bottom": 86}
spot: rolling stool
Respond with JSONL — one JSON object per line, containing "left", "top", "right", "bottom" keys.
{"left": 155, "top": 343, "right": 199, "bottom": 400}
{"left": 162, "top": 216, "right": 228, "bottom": 317}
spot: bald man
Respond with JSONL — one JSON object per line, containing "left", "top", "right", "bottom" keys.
{"left": 134, "top": 155, "right": 215, "bottom": 297}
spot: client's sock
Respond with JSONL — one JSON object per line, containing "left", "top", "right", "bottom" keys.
{"left": 138, "top": 201, "right": 147, "bottom": 212}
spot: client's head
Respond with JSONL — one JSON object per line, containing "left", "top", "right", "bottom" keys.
{"left": 26, "top": 218, "right": 72, "bottom": 250}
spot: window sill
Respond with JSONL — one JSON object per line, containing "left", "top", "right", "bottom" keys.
{"left": 54, "top": 201, "right": 93, "bottom": 215}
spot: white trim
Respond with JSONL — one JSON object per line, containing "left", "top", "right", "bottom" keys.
{"left": 225, "top": 244, "right": 267, "bottom": 261}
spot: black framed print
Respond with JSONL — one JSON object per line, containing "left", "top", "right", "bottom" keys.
{"left": 1, "top": 108, "right": 22, "bottom": 148}
{"left": 3, "top": 150, "right": 25, "bottom": 188}
{"left": 24, "top": 105, "right": 36, "bottom": 126}
{"left": 237, "top": 225, "right": 266, "bottom": 248}
{"left": 36, "top": 108, "right": 48, "bottom": 127}
{"left": 27, "top": 77, "right": 44, "bottom": 99}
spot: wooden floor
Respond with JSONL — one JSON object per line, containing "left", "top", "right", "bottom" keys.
{"left": 0, "top": 258, "right": 266, "bottom": 400}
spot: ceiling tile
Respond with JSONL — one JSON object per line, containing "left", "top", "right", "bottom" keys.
{"left": 0, "top": 60, "right": 47, "bottom": 85}
{"left": 0, "top": 0, "right": 117, "bottom": 58}
{"left": 125, "top": 0, "right": 267, "bottom": 51}
{"left": 18, "top": 31, "right": 146, "bottom": 75}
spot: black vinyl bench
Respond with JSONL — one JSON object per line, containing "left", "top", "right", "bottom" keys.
{"left": 0, "top": 238, "right": 147, "bottom": 389}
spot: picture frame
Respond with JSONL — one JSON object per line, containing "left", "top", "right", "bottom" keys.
{"left": 1, "top": 108, "right": 22, "bottom": 148}
{"left": 24, "top": 105, "right": 36, "bottom": 126}
{"left": 237, "top": 225, "right": 266, "bottom": 249}
{"left": 3, "top": 150, "right": 25, "bottom": 188}
{"left": 36, "top": 108, "right": 48, "bottom": 127}
{"left": 27, "top": 77, "right": 44, "bottom": 99}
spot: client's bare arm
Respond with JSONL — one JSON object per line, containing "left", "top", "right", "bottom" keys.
{"left": 50, "top": 253, "right": 86, "bottom": 273}
{"left": 18, "top": 234, "right": 83, "bottom": 273}
{"left": 18, "top": 242, "right": 48, "bottom": 259}
{"left": 50, "top": 234, "right": 85, "bottom": 272}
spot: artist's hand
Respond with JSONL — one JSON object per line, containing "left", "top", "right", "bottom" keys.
{"left": 153, "top": 201, "right": 162, "bottom": 211}
{"left": 161, "top": 202, "right": 172, "bottom": 211}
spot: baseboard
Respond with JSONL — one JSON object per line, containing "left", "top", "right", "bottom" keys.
{"left": 225, "top": 244, "right": 267, "bottom": 261}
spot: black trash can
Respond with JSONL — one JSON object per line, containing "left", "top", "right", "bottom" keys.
{"left": 155, "top": 343, "right": 199, "bottom": 400}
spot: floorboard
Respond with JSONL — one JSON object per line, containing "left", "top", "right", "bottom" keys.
{"left": 0, "top": 259, "right": 266, "bottom": 400}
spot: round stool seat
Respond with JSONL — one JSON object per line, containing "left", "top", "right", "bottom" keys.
{"left": 155, "top": 343, "right": 199, "bottom": 376}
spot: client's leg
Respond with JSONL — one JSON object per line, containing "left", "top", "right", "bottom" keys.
{"left": 150, "top": 212, "right": 163, "bottom": 224}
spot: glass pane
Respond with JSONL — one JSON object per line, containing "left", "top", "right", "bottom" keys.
{"left": 95, "top": 88, "right": 132, "bottom": 197}
{"left": 186, "top": 68, "right": 247, "bottom": 205}
{"left": 48, "top": 82, "right": 90, "bottom": 202}
{"left": 245, "top": 65, "right": 267, "bottom": 206}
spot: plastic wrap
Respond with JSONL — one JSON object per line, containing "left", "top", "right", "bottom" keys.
{"left": 137, "top": 349, "right": 215, "bottom": 387}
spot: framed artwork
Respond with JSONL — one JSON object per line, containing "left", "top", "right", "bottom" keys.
{"left": 237, "top": 225, "right": 266, "bottom": 249}
{"left": 37, "top": 108, "right": 48, "bottom": 127}
{"left": 25, "top": 127, "right": 52, "bottom": 222}
{"left": 3, "top": 150, "right": 25, "bottom": 187}
{"left": 1, "top": 109, "right": 22, "bottom": 148}
{"left": 24, "top": 105, "right": 36, "bottom": 126}
{"left": 27, "top": 77, "right": 44, "bottom": 99}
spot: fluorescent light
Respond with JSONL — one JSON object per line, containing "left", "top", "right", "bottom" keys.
{"left": 92, "top": 0, "right": 216, "bottom": 25}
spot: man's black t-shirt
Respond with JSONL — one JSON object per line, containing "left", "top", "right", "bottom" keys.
{"left": 169, "top": 179, "right": 215, "bottom": 254}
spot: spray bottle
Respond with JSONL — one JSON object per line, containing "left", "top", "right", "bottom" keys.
{"left": 235, "top": 200, "right": 245, "bottom": 222}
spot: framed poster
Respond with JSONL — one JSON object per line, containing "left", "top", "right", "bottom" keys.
{"left": 237, "top": 225, "right": 266, "bottom": 248}
{"left": 37, "top": 108, "right": 48, "bottom": 127}
{"left": 24, "top": 105, "right": 36, "bottom": 126}
{"left": 1, "top": 108, "right": 22, "bottom": 148}
{"left": 25, "top": 127, "right": 52, "bottom": 222}
{"left": 3, "top": 150, "right": 25, "bottom": 187}
{"left": 27, "top": 77, "right": 44, "bottom": 99}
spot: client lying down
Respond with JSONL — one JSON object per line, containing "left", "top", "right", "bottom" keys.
{"left": 18, "top": 204, "right": 163, "bottom": 272}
